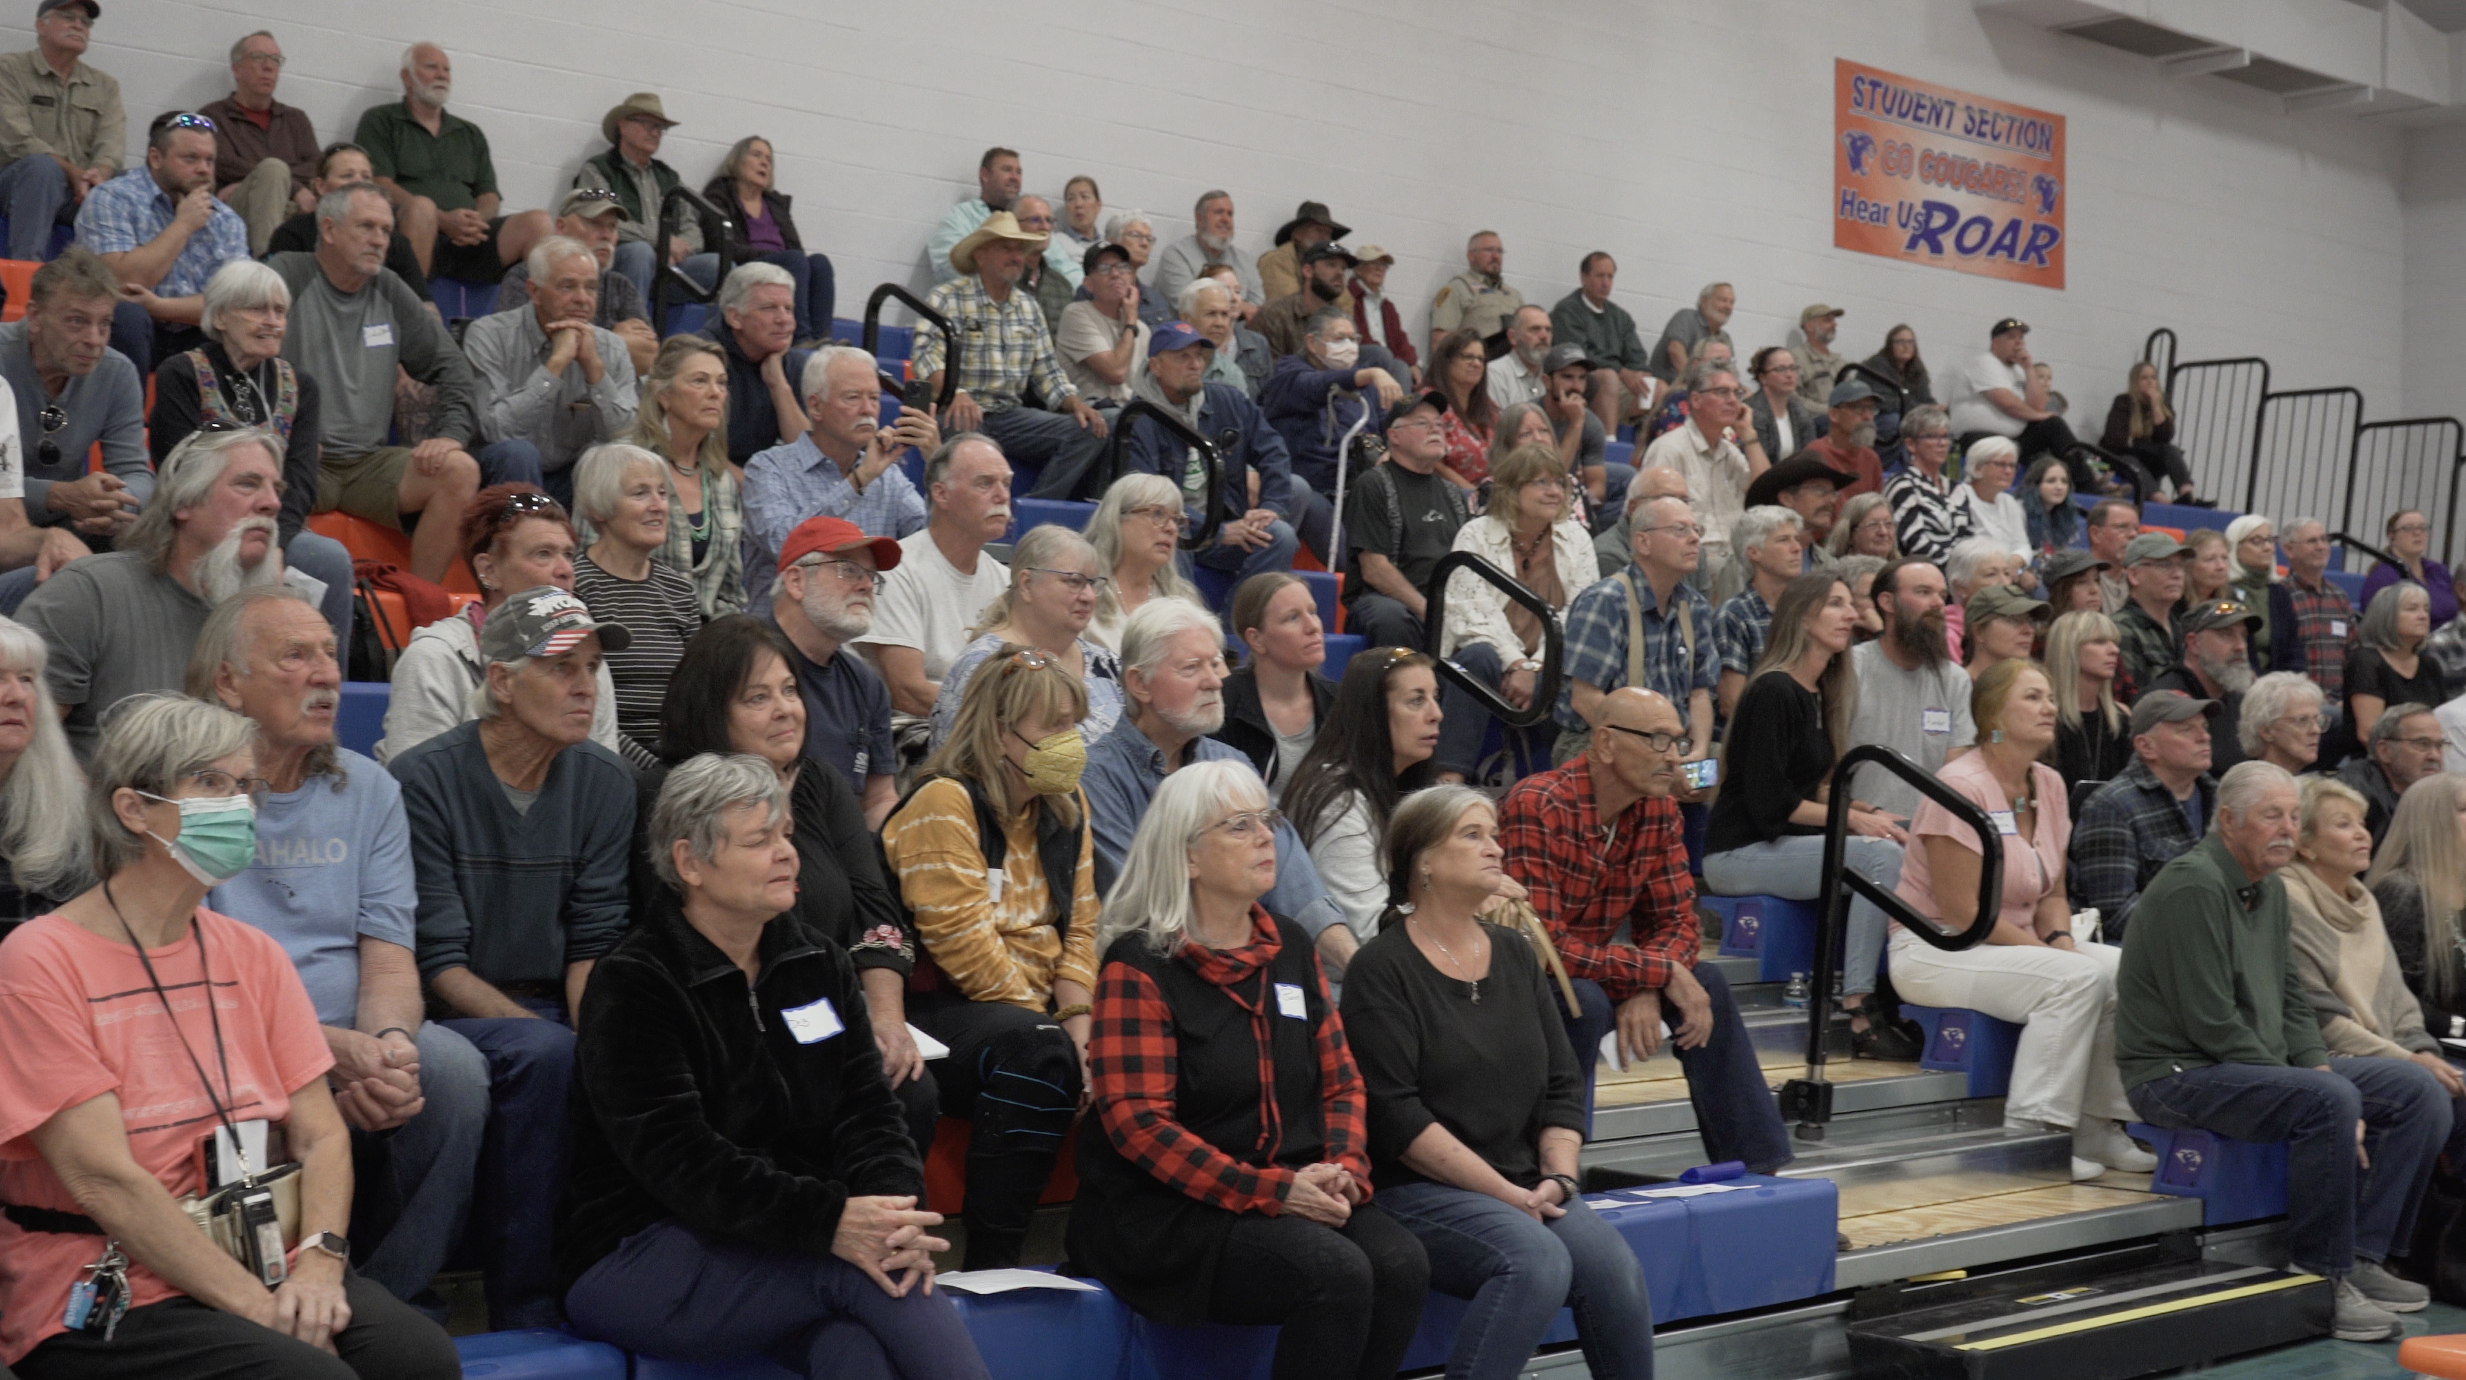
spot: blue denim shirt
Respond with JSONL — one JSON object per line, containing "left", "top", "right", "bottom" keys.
{"left": 1082, "top": 714, "right": 1343, "bottom": 938}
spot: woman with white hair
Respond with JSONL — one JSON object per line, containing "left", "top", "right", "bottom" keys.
{"left": 561, "top": 753, "right": 988, "bottom": 1379}
{"left": 624, "top": 335, "right": 746, "bottom": 616}
{"left": 1958, "top": 437, "right": 2030, "bottom": 563}
{"left": 572, "top": 444, "right": 706, "bottom": 768}
{"left": 146, "top": 257, "right": 357, "bottom": 648}
{"left": 2242, "top": 671, "right": 2328, "bottom": 776}
{"left": 930, "top": 524, "right": 1124, "bottom": 749}
{"left": 1939, "top": 536, "right": 2020, "bottom": 664}
{"left": 0, "top": 694, "right": 462, "bottom": 1378}
{"left": 1083, "top": 472, "right": 1201, "bottom": 651}
{"left": 0, "top": 614, "right": 83, "bottom": 934}
{"left": 2226, "top": 514, "right": 2305, "bottom": 673}
{"left": 1069, "top": 760, "right": 1430, "bottom": 1380}
{"left": 1088, "top": 210, "right": 1170, "bottom": 328}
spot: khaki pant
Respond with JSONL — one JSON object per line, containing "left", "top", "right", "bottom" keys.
{"left": 225, "top": 156, "right": 295, "bottom": 257}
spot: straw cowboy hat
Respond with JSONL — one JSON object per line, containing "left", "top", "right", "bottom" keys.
{"left": 601, "top": 93, "right": 678, "bottom": 147}
{"left": 950, "top": 210, "right": 1048, "bottom": 274}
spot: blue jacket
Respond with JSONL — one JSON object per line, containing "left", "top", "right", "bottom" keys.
{"left": 1121, "top": 382, "right": 1294, "bottom": 529}
{"left": 1260, "top": 354, "right": 1384, "bottom": 496}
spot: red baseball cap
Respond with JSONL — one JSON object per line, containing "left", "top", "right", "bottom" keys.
{"left": 779, "top": 516, "right": 902, "bottom": 573}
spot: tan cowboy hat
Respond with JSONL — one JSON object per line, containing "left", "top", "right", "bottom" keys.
{"left": 601, "top": 92, "right": 678, "bottom": 147}
{"left": 950, "top": 210, "right": 1048, "bottom": 274}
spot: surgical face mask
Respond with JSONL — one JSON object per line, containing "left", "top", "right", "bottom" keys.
{"left": 1013, "top": 728, "right": 1087, "bottom": 796}
{"left": 138, "top": 791, "right": 259, "bottom": 886}
{"left": 1319, "top": 339, "right": 1359, "bottom": 370}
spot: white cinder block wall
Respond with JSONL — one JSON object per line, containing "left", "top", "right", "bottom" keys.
{"left": 28, "top": 0, "right": 2425, "bottom": 426}
{"left": 2402, "top": 123, "right": 2466, "bottom": 425}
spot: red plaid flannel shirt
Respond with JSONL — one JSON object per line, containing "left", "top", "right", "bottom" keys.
{"left": 1498, "top": 756, "right": 1698, "bottom": 1002}
{"left": 1089, "top": 907, "right": 1371, "bottom": 1215}
{"left": 2287, "top": 574, "right": 2357, "bottom": 703}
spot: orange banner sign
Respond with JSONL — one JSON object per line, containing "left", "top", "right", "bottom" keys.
{"left": 1834, "top": 59, "right": 2066, "bottom": 290}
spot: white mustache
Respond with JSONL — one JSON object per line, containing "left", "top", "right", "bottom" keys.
{"left": 986, "top": 507, "right": 1013, "bottom": 524}
{"left": 301, "top": 690, "right": 339, "bottom": 715}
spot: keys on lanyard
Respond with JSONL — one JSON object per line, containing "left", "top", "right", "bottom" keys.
{"left": 64, "top": 1242, "right": 130, "bottom": 1339}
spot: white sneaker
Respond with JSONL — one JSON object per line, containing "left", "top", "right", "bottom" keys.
{"left": 2074, "top": 1121, "right": 2159, "bottom": 1173}
{"left": 2069, "top": 1156, "right": 2106, "bottom": 1182}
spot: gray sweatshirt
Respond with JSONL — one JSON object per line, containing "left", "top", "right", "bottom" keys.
{"left": 270, "top": 252, "right": 477, "bottom": 456}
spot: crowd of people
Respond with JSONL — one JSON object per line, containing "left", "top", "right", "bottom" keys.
{"left": 0, "top": 13, "right": 2460, "bottom": 1380}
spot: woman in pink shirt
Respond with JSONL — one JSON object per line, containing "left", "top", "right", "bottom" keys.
{"left": 0, "top": 695, "right": 456, "bottom": 1380}
{"left": 1890, "top": 659, "right": 2157, "bottom": 1184}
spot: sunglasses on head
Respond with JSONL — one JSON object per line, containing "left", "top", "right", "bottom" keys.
{"left": 492, "top": 490, "right": 565, "bottom": 529}
{"left": 160, "top": 111, "right": 217, "bottom": 135}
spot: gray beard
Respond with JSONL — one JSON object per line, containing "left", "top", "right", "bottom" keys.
{"left": 1198, "top": 231, "right": 1231, "bottom": 254}
{"left": 1158, "top": 697, "right": 1225, "bottom": 738}
{"left": 803, "top": 587, "right": 871, "bottom": 643}
{"left": 195, "top": 519, "right": 282, "bottom": 606}
{"left": 2199, "top": 650, "right": 2255, "bottom": 695}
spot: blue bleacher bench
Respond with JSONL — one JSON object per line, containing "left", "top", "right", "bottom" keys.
{"left": 1322, "top": 632, "right": 1367, "bottom": 671}
{"left": 831, "top": 317, "right": 914, "bottom": 363}
{"left": 1705, "top": 893, "right": 1830, "bottom": 983}
{"left": 1005, "top": 498, "right": 1096, "bottom": 543}
{"left": 463, "top": 1172, "right": 1835, "bottom": 1378}
{"left": 453, "top": 1329, "right": 626, "bottom": 1379}
{"left": 1902, "top": 1005, "right": 2022, "bottom": 1099}
{"left": 2325, "top": 568, "right": 2366, "bottom": 603}
{"left": 338, "top": 681, "right": 389, "bottom": 760}
{"left": 2130, "top": 1122, "right": 2289, "bottom": 1226}
{"left": 2139, "top": 501, "right": 2233, "bottom": 535}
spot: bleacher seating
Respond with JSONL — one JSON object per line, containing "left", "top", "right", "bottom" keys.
{"left": 453, "top": 1329, "right": 626, "bottom": 1379}
{"left": 337, "top": 681, "right": 388, "bottom": 757}
{"left": 2129, "top": 1122, "right": 2289, "bottom": 1227}
{"left": 0, "top": 258, "right": 35, "bottom": 322}
{"left": 430, "top": 277, "right": 500, "bottom": 322}
{"left": 1706, "top": 893, "right": 1830, "bottom": 984}
{"left": 1004, "top": 497, "right": 1095, "bottom": 542}
{"left": 2398, "top": 1334, "right": 2466, "bottom": 1379}
{"left": 1902, "top": 1005, "right": 2022, "bottom": 1099}
{"left": 1320, "top": 631, "right": 1366, "bottom": 670}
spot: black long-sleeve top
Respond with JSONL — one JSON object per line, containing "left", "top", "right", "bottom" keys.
{"left": 149, "top": 342, "right": 325, "bottom": 545}
{"left": 1339, "top": 920, "right": 1584, "bottom": 1191}
{"left": 557, "top": 892, "right": 921, "bottom": 1292}
{"left": 1706, "top": 670, "right": 1833, "bottom": 855}
{"left": 2373, "top": 871, "right": 2466, "bottom": 1039}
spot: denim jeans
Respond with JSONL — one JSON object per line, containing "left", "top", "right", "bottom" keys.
{"left": 1702, "top": 834, "right": 1903, "bottom": 997}
{"left": 1191, "top": 515, "right": 1300, "bottom": 588}
{"left": 0, "top": 154, "right": 70, "bottom": 261}
{"left": 1565, "top": 970, "right": 1791, "bottom": 1172}
{"left": 567, "top": 1219, "right": 990, "bottom": 1380}
{"left": 472, "top": 437, "right": 545, "bottom": 489}
{"left": 355, "top": 1022, "right": 488, "bottom": 1307}
{"left": 1376, "top": 1181, "right": 1654, "bottom": 1380}
{"left": 2128, "top": 1056, "right": 2450, "bottom": 1277}
{"left": 439, "top": 996, "right": 574, "bottom": 1328}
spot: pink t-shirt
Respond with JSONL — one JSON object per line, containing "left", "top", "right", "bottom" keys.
{"left": 1893, "top": 752, "right": 2071, "bottom": 934}
{"left": 0, "top": 910, "right": 332, "bottom": 1364}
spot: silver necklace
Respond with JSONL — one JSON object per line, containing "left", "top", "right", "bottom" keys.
{"left": 1416, "top": 919, "right": 1484, "bottom": 1004}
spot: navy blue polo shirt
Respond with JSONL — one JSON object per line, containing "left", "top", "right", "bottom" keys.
{"left": 774, "top": 623, "right": 896, "bottom": 793}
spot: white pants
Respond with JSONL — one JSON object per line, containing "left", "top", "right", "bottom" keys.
{"left": 1888, "top": 929, "right": 2133, "bottom": 1132}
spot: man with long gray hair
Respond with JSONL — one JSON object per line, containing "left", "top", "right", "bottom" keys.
{"left": 1081, "top": 597, "right": 1346, "bottom": 963}
{"left": 188, "top": 583, "right": 489, "bottom": 1309}
{"left": 2117, "top": 759, "right": 2450, "bottom": 1342}
{"left": 19, "top": 425, "right": 286, "bottom": 756}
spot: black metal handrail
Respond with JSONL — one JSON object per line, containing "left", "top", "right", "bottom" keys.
{"left": 1777, "top": 744, "right": 2001, "bottom": 1138}
{"left": 2329, "top": 532, "right": 2400, "bottom": 573}
{"left": 650, "top": 185, "right": 734, "bottom": 338}
{"left": 862, "top": 285, "right": 958, "bottom": 413}
{"left": 2141, "top": 327, "right": 2177, "bottom": 376}
{"left": 1417, "top": 551, "right": 1564, "bottom": 730}
{"left": 1097, "top": 399, "right": 1229, "bottom": 549}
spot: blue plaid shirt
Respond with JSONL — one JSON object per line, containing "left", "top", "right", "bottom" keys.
{"left": 73, "top": 169, "right": 250, "bottom": 298}
{"left": 1557, "top": 563, "right": 1718, "bottom": 733}
{"left": 2067, "top": 756, "right": 2217, "bottom": 940}
{"left": 738, "top": 433, "right": 929, "bottom": 620}
{"left": 1713, "top": 587, "right": 1773, "bottom": 678}
{"left": 911, "top": 274, "right": 1075, "bottom": 412}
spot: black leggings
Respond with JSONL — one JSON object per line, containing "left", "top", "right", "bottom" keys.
{"left": 910, "top": 994, "right": 1081, "bottom": 1270}
{"left": 15, "top": 1273, "right": 459, "bottom": 1380}
{"left": 1206, "top": 1206, "right": 1430, "bottom": 1380}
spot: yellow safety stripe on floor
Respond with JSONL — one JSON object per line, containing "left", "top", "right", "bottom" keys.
{"left": 1955, "top": 1274, "right": 2323, "bottom": 1351}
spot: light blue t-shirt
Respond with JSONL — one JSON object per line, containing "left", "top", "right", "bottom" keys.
{"left": 209, "top": 748, "right": 416, "bottom": 1028}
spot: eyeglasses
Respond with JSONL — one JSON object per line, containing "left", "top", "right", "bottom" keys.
{"left": 566, "top": 188, "right": 622, "bottom": 209}
{"left": 815, "top": 557, "right": 886, "bottom": 590}
{"left": 1117, "top": 230, "right": 1154, "bottom": 245}
{"left": 180, "top": 768, "right": 271, "bottom": 804}
{"left": 999, "top": 647, "right": 1057, "bottom": 674}
{"left": 236, "top": 50, "right": 284, "bottom": 67}
{"left": 1693, "top": 386, "right": 1741, "bottom": 400}
{"left": 1028, "top": 567, "right": 1111, "bottom": 595}
{"left": 2394, "top": 523, "right": 2431, "bottom": 536}
{"left": 2273, "top": 710, "right": 2334, "bottom": 733}
{"left": 1599, "top": 722, "right": 1683, "bottom": 753}
{"left": 1906, "top": 431, "right": 1951, "bottom": 443}
{"left": 35, "top": 403, "right": 65, "bottom": 469}
{"left": 1761, "top": 363, "right": 1800, "bottom": 376}
{"left": 1126, "top": 504, "right": 1188, "bottom": 532}
{"left": 1198, "top": 808, "right": 1284, "bottom": 842}
{"left": 161, "top": 112, "right": 218, "bottom": 135}
{"left": 2393, "top": 736, "right": 2446, "bottom": 753}
{"left": 491, "top": 489, "right": 565, "bottom": 530}
{"left": 1386, "top": 414, "right": 1443, "bottom": 433}
{"left": 1641, "top": 522, "right": 1706, "bottom": 540}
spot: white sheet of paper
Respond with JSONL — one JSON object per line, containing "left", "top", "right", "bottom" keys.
{"left": 781, "top": 997, "right": 844, "bottom": 1045}
{"left": 1623, "top": 1182, "right": 1750, "bottom": 1199}
{"left": 938, "top": 1269, "right": 1103, "bottom": 1295}
{"left": 909, "top": 1024, "right": 951, "bottom": 1060}
{"left": 1597, "top": 1024, "right": 1673, "bottom": 1073}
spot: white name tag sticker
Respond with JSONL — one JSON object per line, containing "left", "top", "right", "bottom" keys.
{"left": 361, "top": 322, "right": 394, "bottom": 349}
{"left": 2331, "top": 619, "right": 2348, "bottom": 638}
{"left": 1921, "top": 708, "right": 1952, "bottom": 734}
{"left": 1275, "top": 982, "right": 1306, "bottom": 1019}
{"left": 986, "top": 868, "right": 1004, "bottom": 902}
{"left": 781, "top": 997, "right": 844, "bottom": 1045}
{"left": 1989, "top": 810, "right": 2019, "bottom": 836}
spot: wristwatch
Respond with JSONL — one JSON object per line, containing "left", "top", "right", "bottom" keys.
{"left": 298, "top": 1231, "right": 350, "bottom": 1262}
{"left": 1543, "top": 1173, "right": 1582, "bottom": 1205}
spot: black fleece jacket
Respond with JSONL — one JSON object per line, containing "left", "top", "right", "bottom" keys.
{"left": 556, "top": 891, "right": 922, "bottom": 1291}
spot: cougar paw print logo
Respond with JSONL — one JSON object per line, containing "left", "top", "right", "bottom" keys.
{"left": 2031, "top": 174, "right": 2060, "bottom": 217}
{"left": 1936, "top": 1024, "right": 1966, "bottom": 1053}
{"left": 1843, "top": 130, "right": 1877, "bottom": 176}
{"left": 2171, "top": 1145, "right": 2203, "bottom": 1174}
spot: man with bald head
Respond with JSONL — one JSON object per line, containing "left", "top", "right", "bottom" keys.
{"left": 1500, "top": 686, "right": 1790, "bottom": 1169}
